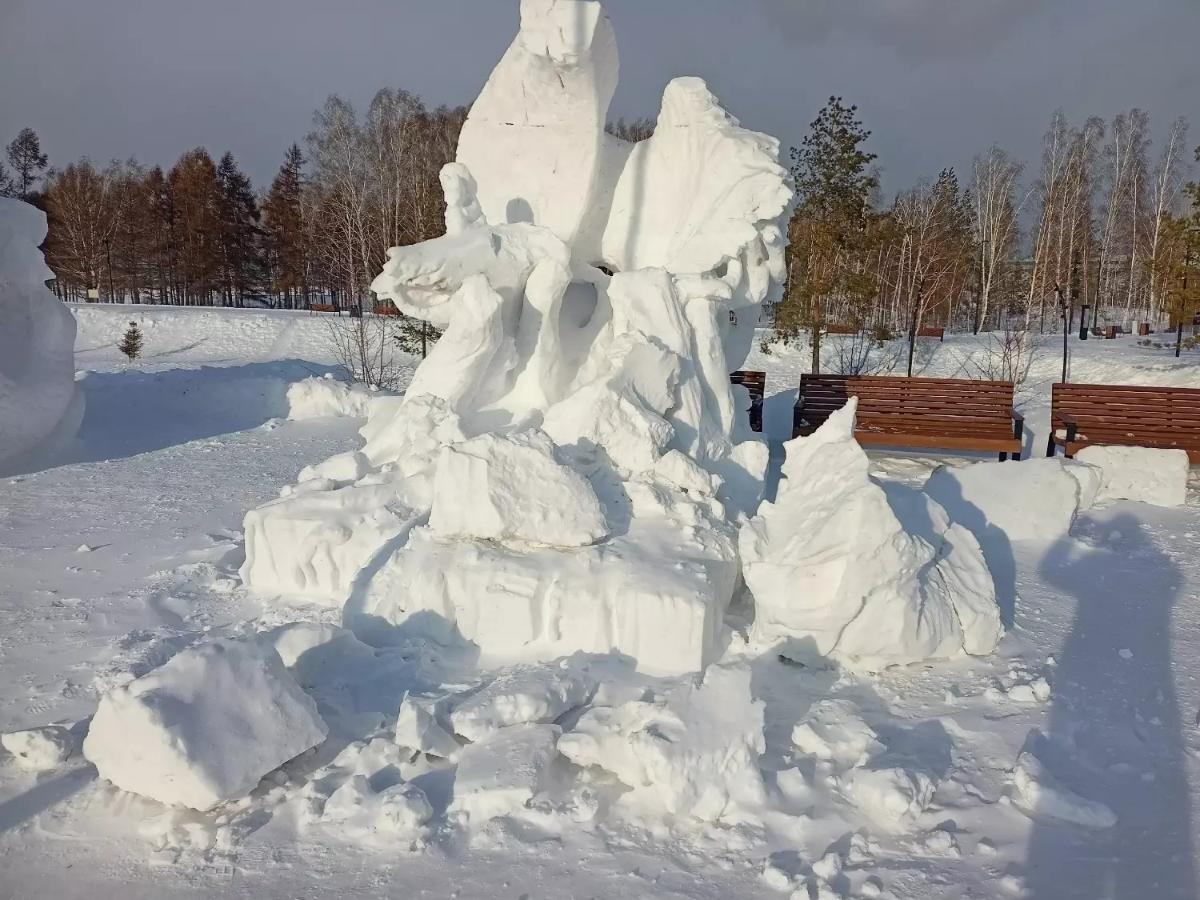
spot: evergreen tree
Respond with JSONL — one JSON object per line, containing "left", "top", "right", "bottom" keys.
{"left": 6, "top": 127, "right": 49, "bottom": 200}
{"left": 168, "top": 149, "right": 222, "bottom": 304}
{"left": 263, "top": 145, "right": 309, "bottom": 308}
{"left": 118, "top": 321, "right": 143, "bottom": 360}
{"left": 393, "top": 315, "right": 441, "bottom": 358}
{"left": 0, "top": 159, "right": 14, "bottom": 198}
{"left": 215, "top": 152, "right": 262, "bottom": 306}
{"left": 775, "top": 97, "right": 880, "bottom": 372}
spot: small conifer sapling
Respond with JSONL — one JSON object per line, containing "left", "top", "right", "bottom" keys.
{"left": 119, "top": 322, "right": 143, "bottom": 361}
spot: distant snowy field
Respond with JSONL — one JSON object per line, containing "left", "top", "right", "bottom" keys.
{"left": 2, "top": 302, "right": 1200, "bottom": 899}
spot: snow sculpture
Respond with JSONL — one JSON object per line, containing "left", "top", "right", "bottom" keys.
{"left": 740, "top": 402, "right": 1004, "bottom": 669}
{"left": 0, "top": 199, "right": 83, "bottom": 474}
{"left": 241, "top": 0, "right": 791, "bottom": 676}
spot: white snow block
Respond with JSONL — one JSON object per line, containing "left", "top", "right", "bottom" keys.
{"left": 925, "top": 457, "right": 1084, "bottom": 542}
{"left": 83, "top": 639, "right": 328, "bottom": 811}
{"left": 240, "top": 482, "right": 422, "bottom": 604}
{"left": 429, "top": 430, "right": 608, "bottom": 548}
{"left": 0, "top": 199, "right": 82, "bottom": 474}
{"left": 791, "top": 700, "right": 882, "bottom": 770}
{"left": 321, "top": 775, "right": 433, "bottom": 841}
{"left": 358, "top": 482, "right": 738, "bottom": 676}
{"left": 286, "top": 376, "right": 375, "bottom": 420}
{"left": 395, "top": 694, "right": 461, "bottom": 760}
{"left": 1, "top": 725, "right": 75, "bottom": 771}
{"left": 1075, "top": 445, "right": 1190, "bottom": 508}
{"left": 741, "top": 402, "right": 1002, "bottom": 668}
{"left": 557, "top": 665, "right": 766, "bottom": 821}
{"left": 1010, "top": 751, "right": 1116, "bottom": 828}
{"left": 448, "top": 723, "right": 561, "bottom": 822}
{"left": 837, "top": 767, "right": 936, "bottom": 832}
{"left": 449, "top": 662, "right": 596, "bottom": 742}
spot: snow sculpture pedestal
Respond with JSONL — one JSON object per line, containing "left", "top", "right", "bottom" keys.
{"left": 241, "top": 0, "right": 791, "bottom": 676}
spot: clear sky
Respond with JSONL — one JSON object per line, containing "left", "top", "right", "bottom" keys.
{"left": 1, "top": 0, "right": 1197, "bottom": 194}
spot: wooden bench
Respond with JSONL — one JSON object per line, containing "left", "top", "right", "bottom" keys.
{"left": 917, "top": 327, "right": 945, "bottom": 341}
{"left": 731, "top": 370, "right": 766, "bottom": 433}
{"left": 308, "top": 303, "right": 340, "bottom": 315}
{"left": 373, "top": 304, "right": 402, "bottom": 317}
{"left": 1047, "top": 383, "right": 1200, "bottom": 463}
{"left": 794, "top": 375, "right": 1025, "bottom": 460}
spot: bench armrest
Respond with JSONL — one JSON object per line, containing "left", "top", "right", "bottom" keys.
{"left": 1011, "top": 409, "right": 1025, "bottom": 442}
{"left": 1061, "top": 417, "right": 1078, "bottom": 442}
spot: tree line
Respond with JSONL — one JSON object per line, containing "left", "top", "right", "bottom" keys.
{"left": 774, "top": 98, "right": 1200, "bottom": 371}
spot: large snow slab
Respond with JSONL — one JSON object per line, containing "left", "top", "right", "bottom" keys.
{"left": 1076, "top": 445, "right": 1190, "bottom": 508}
{"left": 0, "top": 199, "right": 82, "bottom": 473}
{"left": 741, "top": 401, "right": 1003, "bottom": 668}
{"left": 287, "top": 376, "right": 375, "bottom": 420}
{"left": 448, "top": 723, "right": 561, "bottom": 823}
{"left": 83, "top": 639, "right": 328, "bottom": 810}
{"left": 449, "top": 662, "right": 596, "bottom": 741}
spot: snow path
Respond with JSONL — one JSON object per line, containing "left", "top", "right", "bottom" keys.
{"left": 1, "top": 304, "right": 1199, "bottom": 899}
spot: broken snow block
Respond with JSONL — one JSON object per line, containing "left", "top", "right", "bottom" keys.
{"left": 449, "top": 662, "right": 596, "bottom": 742}
{"left": 1, "top": 725, "right": 75, "bottom": 771}
{"left": 1076, "top": 445, "right": 1189, "bottom": 508}
{"left": 448, "top": 724, "right": 561, "bottom": 822}
{"left": 83, "top": 638, "right": 328, "bottom": 810}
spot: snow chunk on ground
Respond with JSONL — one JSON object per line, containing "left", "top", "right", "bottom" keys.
{"left": 449, "top": 723, "right": 561, "bottom": 823}
{"left": 837, "top": 767, "right": 935, "bottom": 833}
{"left": 429, "top": 430, "right": 609, "bottom": 548}
{"left": 449, "top": 662, "right": 596, "bottom": 742}
{"left": 1, "top": 725, "right": 75, "bottom": 771}
{"left": 741, "top": 401, "right": 1002, "bottom": 668}
{"left": 321, "top": 774, "right": 433, "bottom": 842}
{"left": 792, "top": 700, "right": 882, "bottom": 769}
{"left": 1076, "top": 445, "right": 1190, "bottom": 508}
{"left": 83, "top": 639, "right": 328, "bottom": 810}
{"left": 287, "top": 376, "right": 375, "bottom": 420}
{"left": 395, "top": 693, "right": 461, "bottom": 760}
{"left": 1010, "top": 750, "right": 1117, "bottom": 829}
{"left": 925, "top": 457, "right": 1084, "bottom": 542}
{"left": 557, "top": 665, "right": 766, "bottom": 821}
{"left": 0, "top": 199, "right": 83, "bottom": 474}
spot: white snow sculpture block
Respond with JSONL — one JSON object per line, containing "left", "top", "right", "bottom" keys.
{"left": 448, "top": 723, "right": 561, "bottom": 822}
{"left": 286, "top": 376, "right": 374, "bottom": 420}
{"left": 925, "top": 457, "right": 1085, "bottom": 542}
{"left": 395, "top": 694, "right": 461, "bottom": 760}
{"left": 741, "top": 402, "right": 1003, "bottom": 668}
{"left": 0, "top": 199, "right": 82, "bottom": 474}
{"left": 1075, "top": 445, "right": 1190, "bottom": 508}
{"left": 449, "top": 662, "right": 596, "bottom": 742}
{"left": 83, "top": 639, "right": 328, "bottom": 810}
{"left": 241, "top": 482, "right": 423, "bottom": 604}
{"left": 429, "top": 430, "right": 608, "bottom": 547}
{"left": 357, "top": 477, "right": 737, "bottom": 676}
{"left": 557, "top": 665, "right": 766, "bottom": 821}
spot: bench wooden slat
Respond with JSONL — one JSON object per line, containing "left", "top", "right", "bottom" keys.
{"left": 1048, "top": 383, "right": 1200, "bottom": 461}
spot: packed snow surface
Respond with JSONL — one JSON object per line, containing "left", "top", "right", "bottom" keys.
{"left": 0, "top": 199, "right": 83, "bottom": 474}
{"left": 1076, "top": 444, "right": 1190, "bottom": 508}
{"left": 83, "top": 638, "right": 328, "bottom": 810}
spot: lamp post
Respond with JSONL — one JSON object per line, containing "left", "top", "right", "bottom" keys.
{"left": 1056, "top": 283, "right": 1070, "bottom": 384}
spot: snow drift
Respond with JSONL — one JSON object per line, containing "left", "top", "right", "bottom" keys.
{"left": 0, "top": 199, "right": 82, "bottom": 473}
{"left": 241, "top": 0, "right": 791, "bottom": 676}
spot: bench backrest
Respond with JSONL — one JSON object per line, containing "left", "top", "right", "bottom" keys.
{"left": 1051, "top": 383, "right": 1200, "bottom": 448}
{"left": 799, "top": 375, "right": 1016, "bottom": 436}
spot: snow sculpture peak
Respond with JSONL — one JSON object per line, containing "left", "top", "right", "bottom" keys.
{"left": 243, "top": 0, "right": 792, "bottom": 676}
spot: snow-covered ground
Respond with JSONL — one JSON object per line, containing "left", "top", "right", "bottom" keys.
{"left": 2, "top": 302, "right": 1200, "bottom": 899}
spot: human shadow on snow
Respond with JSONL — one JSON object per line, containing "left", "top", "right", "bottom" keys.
{"left": 1025, "top": 512, "right": 1195, "bottom": 899}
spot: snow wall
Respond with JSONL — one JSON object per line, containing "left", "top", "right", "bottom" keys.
{"left": 0, "top": 199, "right": 82, "bottom": 474}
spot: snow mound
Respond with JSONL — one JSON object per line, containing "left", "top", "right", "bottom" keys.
{"left": 321, "top": 775, "right": 433, "bottom": 842}
{"left": 1075, "top": 445, "right": 1190, "bottom": 508}
{"left": 286, "top": 376, "right": 375, "bottom": 420}
{"left": 83, "top": 639, "right": 328, "bottom": 810}
{"left": 449, "top": 723, "right": 561, "bottom": 823}
{"left": 791, "top": 700, "right": 883, "bottom": 769}
{"left": 1011, "top": 750, "right": 1117, "bottom": 829}
{"left": 1, "top": 725, "right": 75, "bottom": 771}
{"left": 925, "top": 457, "right": 1086, "bottom": 542}
{"left": 449, "top": 662, "right": 596, "bottom": 742}
{"left": 741, "top": 401, "right": 1003, "bottom": 668}
{"left": 557, "top": 665, "right": 766, "bottom": 821}
{"left": 0, "top": 199, "right": 83, "bottom": 474}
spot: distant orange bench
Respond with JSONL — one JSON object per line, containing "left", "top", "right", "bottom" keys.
{"left": 795, "top": 374, "right": 1025, "bottom": 460}
{"left": 373, "top": 304, "right": 402, "bottom": 317}
{"left": 308, "top": 303, "right": 340, "bottom": 315}
{"left": 1047, "top": 383, "right": 1200, "bottom": 463}
{"left": 918, "top": 327, "right": 945, "bottom": 341}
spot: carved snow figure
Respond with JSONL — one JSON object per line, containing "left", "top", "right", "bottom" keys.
{"left": 0, "top": 199, "right": 83, "bottom": 474}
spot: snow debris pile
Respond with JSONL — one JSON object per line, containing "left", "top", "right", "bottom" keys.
{"left": 84, "top": 639, "right": 328, "bottom": 810}
{"left": 241, "top": 0, "right": 791, "bottom": 676}
{"left": 286, "top": 375, "right": 376, "bottom": 421}
{"left": 1, "top": 725, "right": 76, "bottom": 772}
{"left": 1075, "top": 445, "right": 1190, "bottom": 508}
{"left": 741, "top": 401, "right": 1004, "bottom": 668}
{"left": 1010, "top": 742, "right": 1117, "bottom": 829}
{"left": 0, "top": 199, "right": 83, "bottom": 474}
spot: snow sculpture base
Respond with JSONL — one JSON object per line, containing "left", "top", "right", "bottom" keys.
{"left": 740, "top": 401, "right": 1003, "bottom": 669}
{"left": 241, "top": 0, "right": 791, "bottom": 678}
{"left": 0, "top": 199, "right": 83, "bottom": 474}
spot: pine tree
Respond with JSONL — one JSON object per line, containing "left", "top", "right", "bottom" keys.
{"left": 5, "top": 127, "right": 49, "bottom": 200}
{"left": 775, "top": 97, "right": 880, "bottom": 372}
{"left": 168, "top": 149, "right": 221, "bottom": 304}
{"left": 118, "top": 322, "right": 143, "bottom": 361}
{"left": 215, "top": 152, "right": 262, "bottom": 306}
{"left": 393, "top": 315, "right": 441, "bottom": 358}
{"left": 263, "top": 145, "right": 309, "bottom": 308}
{"left": 0, "top": 159, "right": 14, "bottom": 198}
